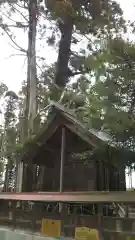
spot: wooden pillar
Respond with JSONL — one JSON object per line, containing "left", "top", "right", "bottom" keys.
{"left": 31, "top": 203, "right": 37, "bottom": 231}
{"left": 22, "top": 162, "right": 33, "bottom": 192}
{"left": 12, "top": 200, "right": 16, "bottom": 230}
{"left": 125, "top": 204, "right": 129, "bottom": 218}
{"left": 16, "top": 162, "right": 23, "bottom": 192}
{"left": 98, "top": 204, "right": 103, "bottom": 238}
{"left": 99, "top": 161, "right": 104, "bottom": 190}
{"left": 105, "top": 163, "right": 109, "bottom": 190}
{"left": 32, "top": 164, "right": 38, "bottom": 191}
{"left": 59, "top": 127, "right": 66, "bottom": 212}
{"left": 27, "top": 162, "right": 33, "bottom": 191}
{"left": 22, "top": 163, "right": 27, "bottom": 192}
{"left": 59, "top": 127, "right": 66, "bottom": 192}
{"left": 4, "top": 164, "right": 8, "bottom": 191}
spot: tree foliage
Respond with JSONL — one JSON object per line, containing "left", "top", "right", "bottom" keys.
{"left": 44, "top": 0, "right": 126, "bottom": 87}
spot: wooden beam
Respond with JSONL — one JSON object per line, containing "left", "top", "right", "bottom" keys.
{"left": 0, "top": 191, "right": 135, "bottom": 203}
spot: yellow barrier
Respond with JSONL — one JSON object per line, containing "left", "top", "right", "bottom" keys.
{"left": 75, "top": 227, "right": 89, "bottom": 240}
{"left": 75, "top": 227, "right": 99, "bottom": 240}
{"left": 87, "top": 229, "right": 99, "bottom": 240}
{"left": 41, "top": 218, "right": 61, "bottom": 237}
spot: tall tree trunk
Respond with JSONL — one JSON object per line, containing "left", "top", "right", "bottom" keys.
{"left": 27, "top": 0, "right": 37, "bottom": 134}
{"left": 55, "top": 16, "right": 73, "bottom": 88}
{"left": 16, "top": 0, "right": 38, "bottom": 192}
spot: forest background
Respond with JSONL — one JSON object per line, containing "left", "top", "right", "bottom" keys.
{"left": 0, "top": 0, "right": 134, "bottom": 190}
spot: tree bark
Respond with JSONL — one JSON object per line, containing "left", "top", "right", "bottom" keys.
{"left": 16, "top": 0, "right": 38, "bottom": 193}
{"left": 55, "top": 17, "right": 73, "bottom": 87}
{"left": 27, "top": 0, "right": 37, "bottom": 134}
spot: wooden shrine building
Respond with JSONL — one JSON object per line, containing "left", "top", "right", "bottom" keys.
{"left": 16, "top": 102, "right": 126, "bottom": 193}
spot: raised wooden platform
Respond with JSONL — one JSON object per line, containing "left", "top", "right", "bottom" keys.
{"left": 0, "top": 191, "right": 135, "bottom": 202}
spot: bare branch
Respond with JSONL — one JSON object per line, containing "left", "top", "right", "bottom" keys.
{"left": 9, "top": 3, "right": 28, "bottom": 22}
{"left": 7, "top": 41, "right": 25, "bottom": 53}
{"left": 0, "top": 23, "right": 28, "bottom": 28}
{"left": 36, "top": 56, "right": 46, "bottom": 61}
{"left": 22, "top": 56, "right": 27, "bottom": 70}
{"left": 84, "top": 34, "right": 99, "bottom": 52}
{"left": 0, "top": 10, "right": 26, "bottom": 25}
{"left": 4, "top": 53, "right": 26, "bottom": 59}
{"left": 15, "top": 2, "right": 28, "bottom": 10}
{"left": 36, "top": 62, "right": 43, "bottom": 73}
{"left": 1, "top": 26, "right": 27, "bottom": 53}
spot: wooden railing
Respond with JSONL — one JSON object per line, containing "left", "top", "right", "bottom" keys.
{"left": 0, "top": 206, "right": 135, "bottom": 238}
{"left": 0, "top": 191, "right": 135, "bottom": 202}
{"left": 0, "top": 191, "right": 135, "bottom": 239}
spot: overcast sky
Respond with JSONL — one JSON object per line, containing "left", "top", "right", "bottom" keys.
{"left": 0, "top": 0, "right": 134, "bottom": 187}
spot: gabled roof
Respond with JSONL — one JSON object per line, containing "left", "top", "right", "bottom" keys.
{"left": 50, "top": 102, "right": 112, "bottom": 143}
{"left": 19, "top": 102, "right": 108, "bottom": 163}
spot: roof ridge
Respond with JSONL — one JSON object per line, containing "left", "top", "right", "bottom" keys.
{"left": 50, "top": 101, "right": 77, "bottom": 117}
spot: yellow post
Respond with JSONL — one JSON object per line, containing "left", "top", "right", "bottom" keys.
{"left": 75, "top": 227, "right": 99, "bottom": 240}
{"left": 41, "top": 218, "right": 61, "bottom": 238}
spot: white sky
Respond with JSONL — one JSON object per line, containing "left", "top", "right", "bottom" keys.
{"left": 0, "top": 0, "right": 135, "bottom": 188}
